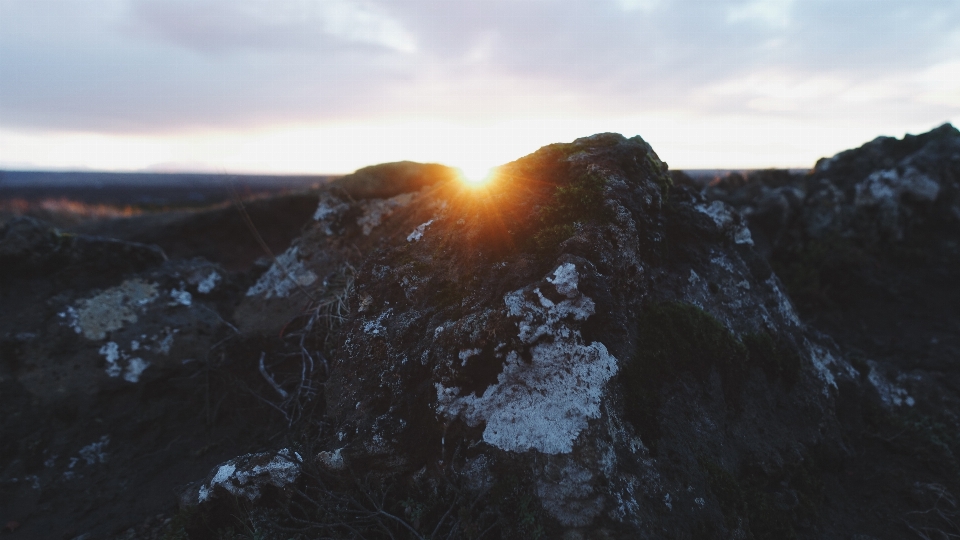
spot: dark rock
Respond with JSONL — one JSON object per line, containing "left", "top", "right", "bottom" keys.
{"left": 328, "top": 161, "right": 459, "bottom": 200}
{"left": 71, "top": 191, "right": 321, "bottom": 271}
{"left": 6, "top": 126, "right": 960, "bottom": 539}
{"left": 200, "top": 134, "right": 856, "bottom": 537}
{"left": 700, "top": 124, "right": 960, "bottom": 539}
{"left": 0, "top": 219, "right": 292, "bottom": 539}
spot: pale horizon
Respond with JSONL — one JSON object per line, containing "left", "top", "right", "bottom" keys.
{"left": 2, "top": 0, "right": 958, "bottom": 176}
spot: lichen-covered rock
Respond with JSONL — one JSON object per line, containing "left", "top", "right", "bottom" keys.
{"left": 0, "top": 217, "right": 278, "bottom": 539}
{"left": 810, "top": 123, "right": 960, "bottom": 238}
{"left": 327, "top": 161, "right": 459, "bottom": 200}
{"left": 190, "top": 448, "right": 302, "bottom": 505}
{"left": 696, "top": 124, "right": 960, "bottom": 539}
{"left": 232, "top": 162, "right": 458, "bottom": 336}
{"left": 8, "top": 127, "right": 960, "bottom": 538}
{"left": 295, "top": 133, "right": 854, "bottom": 537}
{"left": 707, "top": 123, "right": 960, "bottom": 256}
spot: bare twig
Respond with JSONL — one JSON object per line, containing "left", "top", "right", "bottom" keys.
{"left": 259, "top": 352, "right": 290, "bottom": 400}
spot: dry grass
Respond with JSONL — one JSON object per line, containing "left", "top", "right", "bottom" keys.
{"left": 0, "top": 197, "right": 143, "bottom": 227}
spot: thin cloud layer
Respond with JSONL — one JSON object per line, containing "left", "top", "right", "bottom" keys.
{"left": 0, "top": 0, "right": 957, "bottom": 169}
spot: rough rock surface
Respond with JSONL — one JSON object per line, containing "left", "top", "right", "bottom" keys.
{"left": 0, "top": 216, "right": 300, "bottom": 539}
{"left": 700, "top": 123, "right": 960, "bottom": 539}
{"left": 3, "top": 129, "right": 960, "bottom": 538}
{"left": 302, "top": 134, "right": 857, "bottom": 538}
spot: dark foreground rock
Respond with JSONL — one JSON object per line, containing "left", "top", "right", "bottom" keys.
{"left": 0, "top": 217, "right": 289, "bottom": 539}
{"left": 702, "top": 124, "right": 960, "bottom": 539}
{"left": 2, "top": 128, "right": 960, "bottom": 539}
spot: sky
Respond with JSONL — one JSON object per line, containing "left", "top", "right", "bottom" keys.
{"left": 1, "top": 0, "right": 958, "bottom": 176}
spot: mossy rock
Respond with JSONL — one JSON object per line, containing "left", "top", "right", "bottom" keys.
{"left": 329, "top": 161, "right": 459, "bottom": 200}
{"left": 621, "top": 302, "right": 747, "bottom": 444}
{"left": 533, "top": 171, "right": 612, "bottom": 252}
{"left": 621, "top": 303, "right": 802, "bottom": 446}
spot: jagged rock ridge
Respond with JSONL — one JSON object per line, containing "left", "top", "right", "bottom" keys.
{"left": 3, "top": 126, "right": 960, "bottom": 539}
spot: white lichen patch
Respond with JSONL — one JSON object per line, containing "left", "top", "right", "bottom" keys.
{"left": 855, "top": 167, "right": 940, "bottom": 207}
{"left": 437, "top": 263, "right": 619, "bottom": 455}
{"left": 458, "top": 348, "right": 481, "bottom": 366}
{"left": 64, "top": 279, "right": 159, "bottom": 340}
{"left": 246, "top": 246, "right": 318, "bottom": 299}
{"left": 196, "top": 271, "right": 221, "bottom": 294}
{"left": 197, "top": 448, "right": 301, "bottom": 503}
{"left": 357, "top": 193, "right": 416, "bottom": 235}
{"left": 363, "top": 309, "right": 393, "bottom": 336}
{"left": 100, "top": 342, "right": 123, "bottom": 378}
{"left": 169, "top": 287, "right": 192, "bottom": 306}
{"left": 765, "top": 276, "right": 801, "bottom": 326}
{"left": 313, "top": 195, "right": 350, "bottom": 235}
{"left": 406, "top": 219, "right": 434, "bottom": 242}
{"left": 546, "top": 261, "right": 580, "bottom": 295}
{"left": 98, "top": 341, "right": 151, "bottom": 382}
{"left": 157, "top": 329, "right": 176, "bottom": 355}
{"left": 316, "top": 448, "right": 345, "bottom": 470}
{"left": 124, "top": 357, "right": 150, "bottom": 383}
{"left": 78, "top": 435, "right": 110, "bottom": 465}
{"left": 709, "top": 253, "right": 735, "bottom": 274}
{"left": 805, "top": 341, "right": 840, "bottom": 395}
{"left": 696, "top": 201, "right": 754, "bottom": 245}
{"left": 697, "top": 200, "right": 734, "bottom": 229}
{"left": 867, "top": 361, "right": 915, "bottom": 407}
{"left": 734, "top": 226, "right": 754, "bottom": 245}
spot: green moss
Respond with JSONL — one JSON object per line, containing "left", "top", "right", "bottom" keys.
{"left": 645, "top": 154, "right": 673, "bottom": 198}
{"left": 532, "top": 172, "right": 611, "bottom": 252}
{"left": 533, "top": 223, "right": 576, "bottom": 253}
{"left": 622, "top": 303, "right": 747, "bottom": 445}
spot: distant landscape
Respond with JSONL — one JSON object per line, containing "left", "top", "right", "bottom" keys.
{"left": 0, "top": 167, "right": 807, "bottom": 211}
{"left": 0, "top": 170, "right": 331, "bottom": 208}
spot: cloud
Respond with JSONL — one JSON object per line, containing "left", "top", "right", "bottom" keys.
{"left": 0, "top": 0, "right": 956, "bottom": 139}
{"left": 127, "top": 0, "right": 417, "bottom": 53}
{"left": 727, "top": 0, "right": 795, "bottom": 28}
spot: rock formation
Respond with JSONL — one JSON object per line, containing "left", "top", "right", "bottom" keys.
{"left": 2, "top": 125, "right": 960, "bottom": 539}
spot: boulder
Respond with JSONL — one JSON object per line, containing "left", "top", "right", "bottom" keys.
{"left": 0, "top": 217, "right": 283, "bottom": 539}
{"left": 6, "top": 126, "right": 960, "bottom": 539}
{"left": 188, "top": 134, "right": 861, "bottom": 538}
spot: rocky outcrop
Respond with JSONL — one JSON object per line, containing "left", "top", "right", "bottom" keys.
{"left": 701, "top": 124, "right": 960, "bottom": 539}
{"left": 705, "top": 124, "right": 960, "bottom": 257}
{"left": 166, "top": 136, "right": 865, "bottom": 538}
{"left": 4, "top": 128, "right": 960, "bottom": 538}
{"left": 0, "top": 217, "right": 288, "bottom": 539}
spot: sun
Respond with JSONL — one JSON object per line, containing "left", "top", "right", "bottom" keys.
{"left": 458, "top": 165, "right": 494, "bottom": 187}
